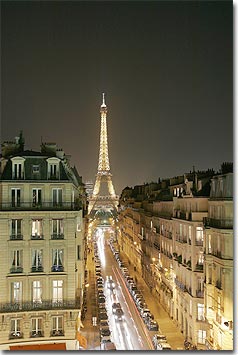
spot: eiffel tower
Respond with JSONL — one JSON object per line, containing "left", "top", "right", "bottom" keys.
{"left": 88, "top": 94, "right": 119, "bottom": 217}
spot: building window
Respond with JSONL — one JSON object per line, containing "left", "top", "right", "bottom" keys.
{"left": 51, "top": 316, "right": 63, "bottom": 336}
{"left": 31, "top": 249, "right": 43, "bottom": 272}
{"left": 196, "top": 226, "right": 203, "bottom": 245}
{"left": 10, "top": 319, "right": 22, "bottom": 338}
{"left": 197, "top": 330, "right": 206, "bottom": 344}
{"left": 52, "top": 249, "right": 64, "bottom": 272}
{"left": 208, "top": 234, "right": 212, "bottom": 254}
{"left": 52, "top": 188, "right": 62, "bottom": 207}
{"left": 11, "top": 219, "right": 22, "bottom": 240}
{"left": 32, "top": 189, "right": 42, "bottom": 206}
{"left": 31, "top": 317, "right": 43, "bottom": 337}
{"left": 32, "top": 281, "right": 42, "bottom": 303}
{"left": 52, "top": 219, "right": 64, "bottom": 239}
{"left": 10, "top": 250, "right": 23, "bottom": 273}
{"left": 32, "top": 165, "right": 40, "bottom": 174}
{"left": 11, "top": 188, "right": 21, "bottom": 207}
{"left": 197, "top": 303, "right": 204, "bottom": 321}
{"left": 31, "top": 219, "right": 43, "bottom": 239}
{"left": 11, "top": 282, "right": 22, "bottom": 303}
{"left": 198, "top": 251, "right": 204, "bottom": 265}
{"left": 188, "top": 226, "right": 192, "bottom": 244}
{"left": 13, "top": 163, "right": 24, "bottom": 179}
{"left": 52, "top": 280, "right": 63, "bottom": 302}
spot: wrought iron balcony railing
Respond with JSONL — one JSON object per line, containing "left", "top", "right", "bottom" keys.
{"left": 0, "top": 299, "right": 80, "bottom": 313}
{"left": 51, "top": 329, "right": 64, "bottom": 336}
{"left": 10, "top": 234, "right": 23, "bottom": 240}
{"left": 204, "top": 217, "right": 233, "bottom": 229}
{"left": 31, "top": 234, "right": 44, "bottom": 240}
{"left": 31, "top": 266, "right": 44, "bottom": 272}
{"left": 30, "top": 330, "right": 44, "bottom": 338}
{"left": 9, "top": 331, "right": 23, "bottom": 340}
{"left": 51, "top": 233, "right": 64, "bottom": 240}
{"left": 51, "top": 265, "right": 64, "bottom": 272}
{"left": 10, "top": 267, "right": 23, "bottom": 274}
{"left": 0, "top": 202, "right": 82, "bottom": 211}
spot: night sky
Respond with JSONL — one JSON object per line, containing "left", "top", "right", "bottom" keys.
{"left": 1, "top": 1, "right": 233, "bottom": 195}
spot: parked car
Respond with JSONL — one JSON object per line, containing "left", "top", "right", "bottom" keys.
{"left": 147, "top": 320, "right": 159, "bottom": 331}
{"left": 114, "top": 308, "right": 124, "bottom": 321}
{"left": 157, "top": 342, "right": 171, "bottom": 350}
{"left": 98, "top": 312, "right": 108, "bottom": 321}
{"left": 100, "top": 320, "right": 109, "bottom": 330}
{"left": 152, "top": 334, "right": 167, "bottom": 349}
{"left": 100, "top": 328, "right": 111, "bottom": 337}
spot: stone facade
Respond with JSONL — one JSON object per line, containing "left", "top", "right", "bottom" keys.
{"left": 0, "top": 138, "right": 86, "bottom": 349}
{"left": 118, "top": 171, "right": 233, "bottom": 350}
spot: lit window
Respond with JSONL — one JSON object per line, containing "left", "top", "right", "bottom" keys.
{"left": 52, "top": 280, "right": 63, "bottom": 302}
{"left": 32, "top": 281, "right": 42, "bottom": 303}
{"left": 31, "top": 220, "right": 43, "bottom": 239}
{"left": 11, "top": 282, "right": 22, "bottom": 303}
{"left": 197, "top": 330, "right": 206, "bottom": 344}
{"left": 197, "top": 303, "right": 204, "bottom": 321}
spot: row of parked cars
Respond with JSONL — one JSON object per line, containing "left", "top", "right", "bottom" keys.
{"left": 93, "top": 243, "right": 114, "bottom": 347}
{"left": 110, "top": 243, "right": 159, "bottom": 332}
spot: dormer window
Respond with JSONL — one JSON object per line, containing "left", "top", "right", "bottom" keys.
{"left": 46, "top": 158, "right": 60, "bottom": 180}
{"left": 11, "top": 157, "right": 25, "bottom": 180}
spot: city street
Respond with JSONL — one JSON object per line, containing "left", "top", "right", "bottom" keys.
{"left": 96, "top": 230, "right": 154, "bottom": 350}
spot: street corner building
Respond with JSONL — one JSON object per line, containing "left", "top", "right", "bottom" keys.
{"left": 0, "top": 134, "right": 88, "bottom": 350}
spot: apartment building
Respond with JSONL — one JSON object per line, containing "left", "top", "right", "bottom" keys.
{"left": 118, "top": 168, "right": 233, "bottom": 350}
{"left": 204, "top": 173, "right": 233, "bottom": 350}
{"left": 0, "top": 136, "right": 86, "bottom": 350}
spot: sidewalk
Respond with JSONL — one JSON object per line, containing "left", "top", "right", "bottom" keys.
{"left": 80, "top": 250, "right": 101, "bottom": 350}
{"left": 119, "top": 249, "right": 185, "bottom": 350}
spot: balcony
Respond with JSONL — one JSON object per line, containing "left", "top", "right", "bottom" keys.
{"left": 31, "top": 234, "right": 44, "bottom": 240}
{"left": 9, "top": 331, "right": 23, "bottom": 340}
{"left": 204, "top": 217, "right": 233, "bottom": 229}
{"left": 10, "top": 234, "right": 23, "bottom": 241}
{"left": 51, "top": 329, "right": 64, "bottom": 337}
{"left": 31, "top": 266, "right": 44, "bottom": 272}
{"left": 51, "top": 265, "right": 64, "bottom": 272}
{"left": 10, "top": 266, "right": 23, "bottom": 274}
{"left": 51, "top": 233, "right": 64, "bottom": 240}
{"left": 0, "top": 299, "right": 80, "bottom": 313}
{"left": 30, "top": 330, "right": 44, "bottom": 338}
{"left": 0, "top": 202, "right": 82, "bottom": 211}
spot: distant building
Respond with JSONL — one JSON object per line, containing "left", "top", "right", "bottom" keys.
{"left": 0, "top": 136, "right": 87, "bottom": 350}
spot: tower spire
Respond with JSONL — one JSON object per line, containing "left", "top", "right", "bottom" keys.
{"left": 101, "top": 92, "right": 106, "bottom": 107}
{"left": 88, "top": 94, "right": 118, "bottom": 215}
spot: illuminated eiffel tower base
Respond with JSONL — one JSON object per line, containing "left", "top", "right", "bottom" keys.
{"left": 88, "top": 94, "right": 119, "bottom": 218}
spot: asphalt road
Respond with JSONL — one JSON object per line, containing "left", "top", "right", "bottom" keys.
{"left": 96, "top": 230, "right": 154, "bottom": 350}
